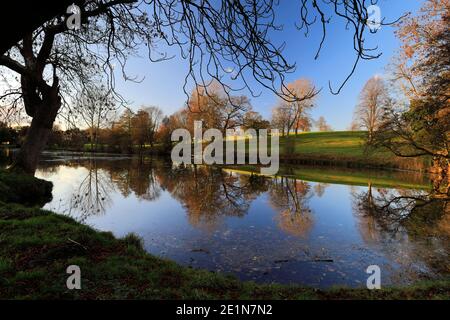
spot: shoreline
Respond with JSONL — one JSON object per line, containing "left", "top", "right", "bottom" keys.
{"left": 0, "top": 169, "right": 448, "bottom": 299}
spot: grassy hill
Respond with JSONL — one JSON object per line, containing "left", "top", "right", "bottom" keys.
{"left": 280, "top": 131, "right": 368, "bottom": 157}
{"left": 276, "top": 131, "right": 429, "bottom": 171}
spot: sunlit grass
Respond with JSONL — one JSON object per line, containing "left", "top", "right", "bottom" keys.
{"left": 224, "top": 165, "right": 431, "bottom": 190}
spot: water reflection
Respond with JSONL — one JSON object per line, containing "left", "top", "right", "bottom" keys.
{"left": 269, "top": 177, "right": 314, "bottom": 238}
{"left": 351, "top": 184, "right": 450, "bottom": 280}
{"left": 352, "top": 183, "right": 449, "bottom": 237}
{"left": 69, "top": 160, "right": 115, "bottom": 220}
{"left": 35, "top": 155, "right": 449, "bottom": 287}
{"left": 39, "top": 158, "right": 163, "bottom": 218}
{"left": 158, "top": 167, "right": 269, "bottom": 230}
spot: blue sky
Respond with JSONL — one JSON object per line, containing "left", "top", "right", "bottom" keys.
{"left": 114, "top": 0, "right": 423, "bottom": 130}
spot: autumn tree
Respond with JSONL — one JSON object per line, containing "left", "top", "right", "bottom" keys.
{"left": 271, "top": 79, "right": 317, "bottom": 135}
{"left": 295, "top": 115, "right": 313, "bottom": 133}
{"left": 374, "top": 0, "right": 449, "bottom": 196}
{"left": 242, "top": 111, "right": 270, "bottom": 133}
{"left": 155, "top": 109, "right": 189, "bottom": 152}
{"left": 353, "top": 76, "right": 389, "bottom": 143}
{"left": 156, "top": 116, "right": 172, "bottom": 151}
{"left": 271, "top": 107, "right": 290, "bottom": 136}
{"left": 187, "top": 84, "right": 252, "bottom": 134}
{"left": 131, "top": 110, "right": 151, "bottom": 151}
{"left": 106, "top": 109, "right": 134, "bottom": 152}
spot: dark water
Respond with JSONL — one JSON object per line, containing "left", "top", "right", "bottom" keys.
{"left": 28, "top": 152, "right": 449, "bottom": 288}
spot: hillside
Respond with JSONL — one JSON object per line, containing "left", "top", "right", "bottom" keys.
{"left": 277, "top": 131, "right": 429, "bottom": 172}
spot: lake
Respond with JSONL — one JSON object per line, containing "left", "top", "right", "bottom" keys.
{"left": 28, "top": 152, "right": 449, "bottom": 288}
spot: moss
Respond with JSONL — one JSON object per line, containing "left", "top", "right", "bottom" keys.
{"left": 0, "top": 170, "right": 52, "bottom": 206}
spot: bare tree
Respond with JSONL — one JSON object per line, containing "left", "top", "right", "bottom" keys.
{"left": 353, "top": 76, "right": 388, "bottom": 143}
{"left": 143, "top": 106, "right": 163, "bottom": 147}
{"left": 0, "top": 1, "right": 155, "bottom": 173}
{"left": 187, "top": 84, "right": 252, "bottom": 134}
{"left": 315, "top": 116, "right": 332, "bottom": 132}
{"left": 75, "top": 84, "right": 118, "bottom": 150}
{"left": 374, "top": 0, "right": 449, "bottom": 196}
{"left": 348, "top": 119, "right": 361, "bottom": 131}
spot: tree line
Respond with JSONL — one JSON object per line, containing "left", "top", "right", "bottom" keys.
{"left": 1, "top": 78, "right": 332, "bottom": 153}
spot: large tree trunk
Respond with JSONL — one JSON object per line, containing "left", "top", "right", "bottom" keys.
{"left": 11, "top": 87, "right": 61, "bottom": 175}
{"left": 13, "top": 119, "right": 52, "bottom": 175}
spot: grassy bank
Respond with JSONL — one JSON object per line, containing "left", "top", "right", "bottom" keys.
{"left": 224, "top": 165, "right": 431, "bottom": 190}
{"left": 277, "top": 131, "right": 429, "bottom": 171}
{"left": 0, "top": 170, "right": 448, "bottom": 299}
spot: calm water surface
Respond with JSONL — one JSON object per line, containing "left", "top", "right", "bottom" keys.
{"left": 33, "top": 152, "right": 449, "bottom": 288}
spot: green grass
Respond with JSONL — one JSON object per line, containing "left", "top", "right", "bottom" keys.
{"left": 82, "top": 143, "right": 165, "bottom": 152}
{"left": 276, "top": 131, "right": 429, "bottom": 171}
{"left": 72, "top": 131, "right": 430, "bottom": 171}
{"left": 224, "top": 165, "right": 431, "bottom": 190}
{"left": 280, "top": 131, "right": 368, "bottom": 157}
{"left": 241, "top": 131, "right": 370, "bottom": 158}
{"left": 226, "top": 131, "right": 428, "bottom": 171}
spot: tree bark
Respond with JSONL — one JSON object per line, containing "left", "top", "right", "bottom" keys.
{"left": 11, "top": 87, "right": 61, "bottom": 175}
{"left": 13, "top": 118, "right": 52, "bottom": 175}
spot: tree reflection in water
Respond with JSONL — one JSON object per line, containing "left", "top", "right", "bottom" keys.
{"left": 69, "top": 160, "right": 115, "bottom": 221}
{"left": 108, "top": 157, "right": 162, "bottom": 201}
{"left": 351, "top": 182, "right": 450, "bottom": 279}
{"left": 39, "top": 157, "right": 163, "bottom": 221}
{"left": 314, "top": 183, "right": 329, "bottom": 198}
{"left": 269, "top": 177, "right": 314, "bottom": 238}
{"left": 156, "top": 165, "right": 270, "bottom": 231}
{"left": 39, "top": 160, "right": 116, "bottom": 221}
{"left": 40, "top": 158, "right": 319, "bottom": 237}
{"left": 35, "top": 157, "right": 450, "bottom": 285}
{"left": 42, "top": 157, "right": 449, "bottom": 247}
